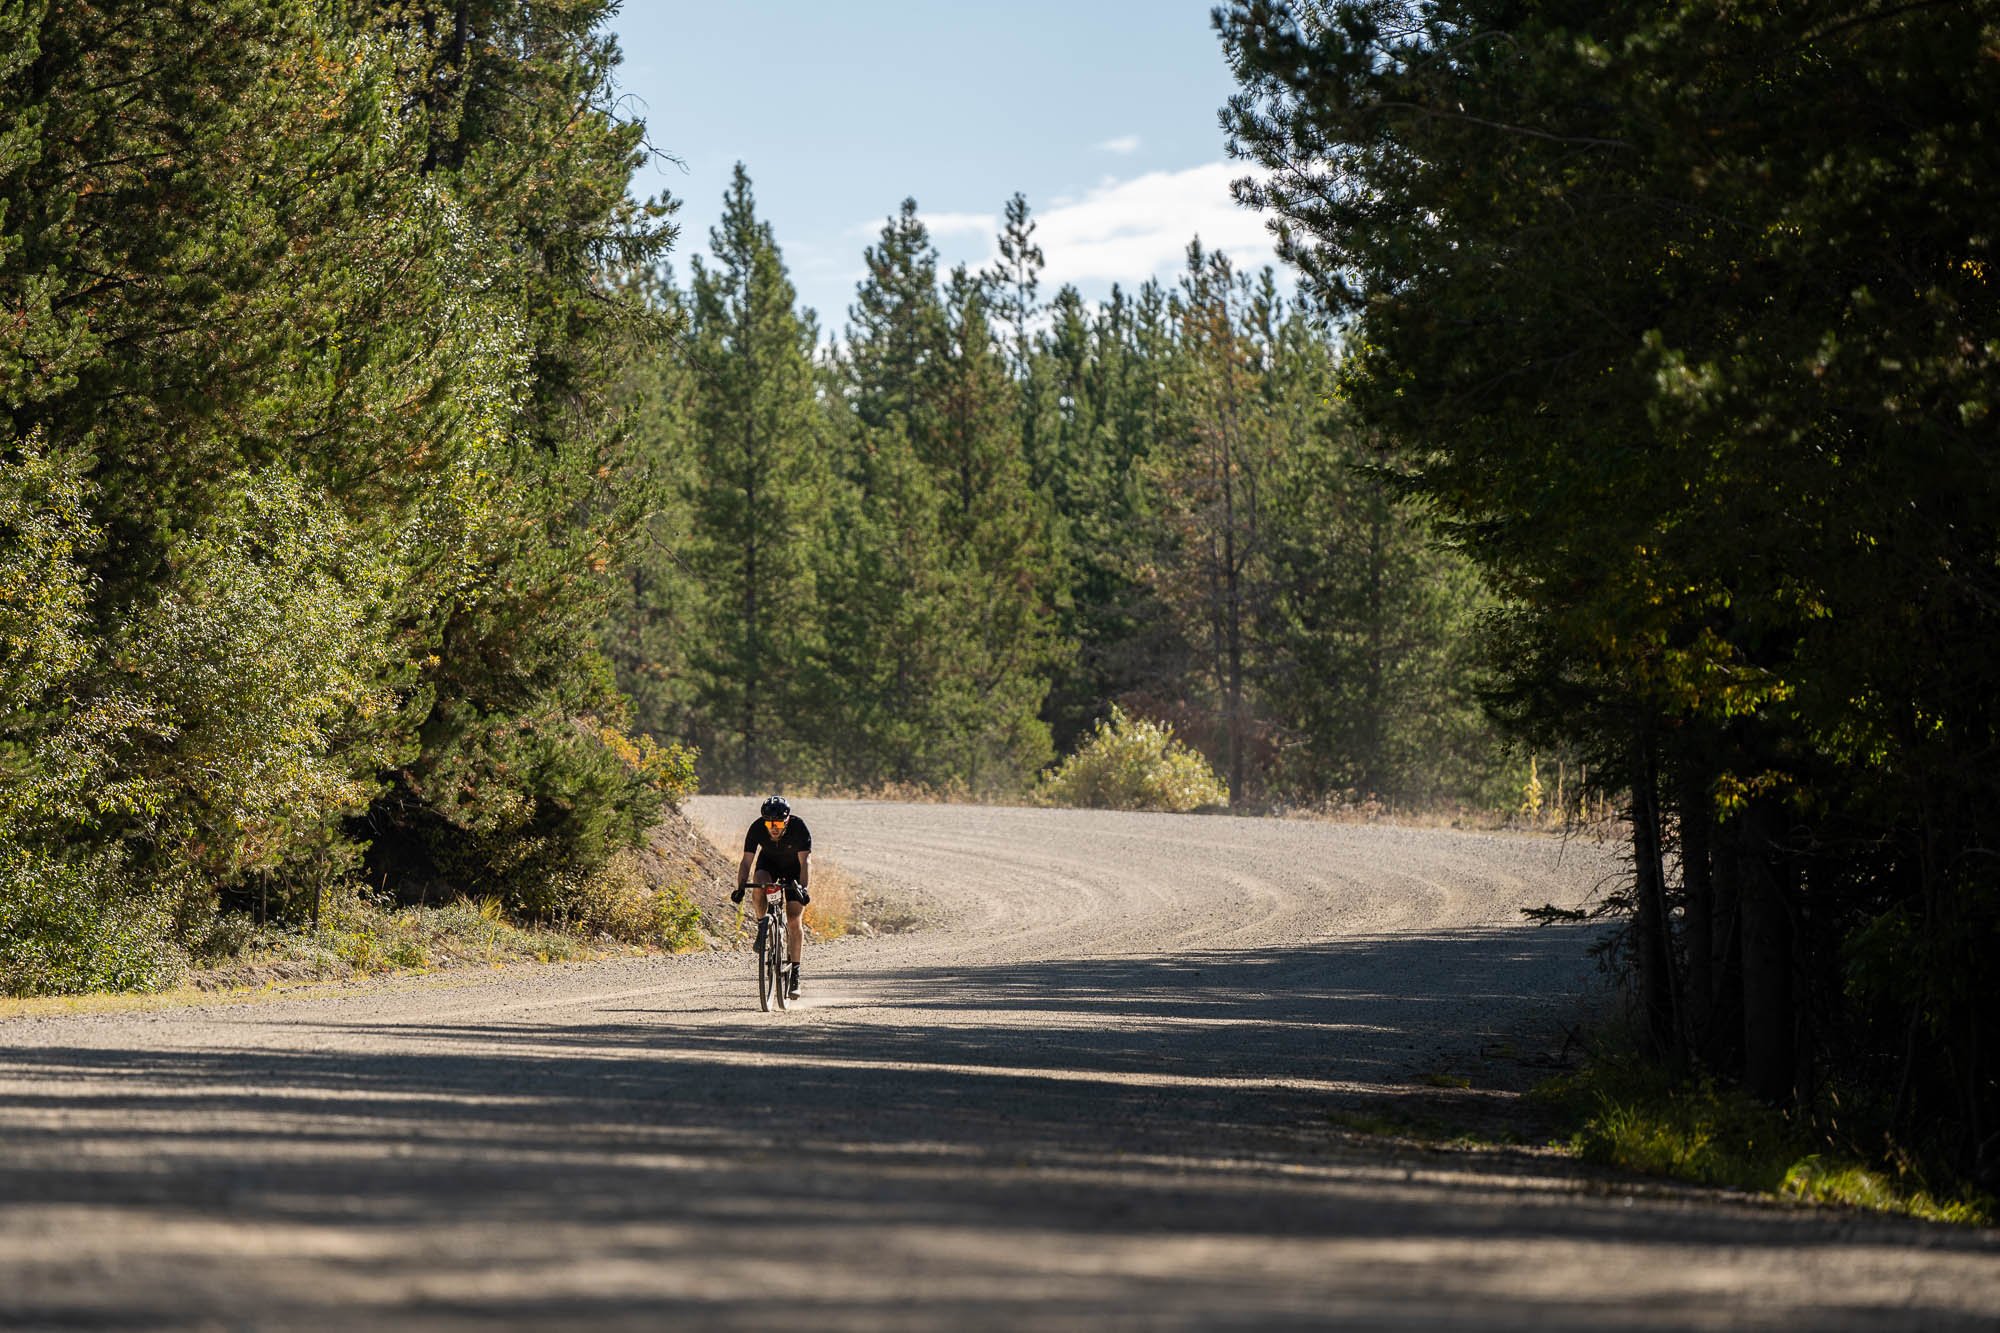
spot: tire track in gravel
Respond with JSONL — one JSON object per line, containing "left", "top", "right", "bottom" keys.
{"left": 1, "top": 800, "right": 1995, "bottom": 1331}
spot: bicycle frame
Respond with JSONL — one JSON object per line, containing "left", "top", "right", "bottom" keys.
{"left": 757, "top": 880, "right": 791, "bottom": 1012}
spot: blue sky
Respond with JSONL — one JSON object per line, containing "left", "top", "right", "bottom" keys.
{"left": 608, "top": 2, "right": 1281, "bottom": 331}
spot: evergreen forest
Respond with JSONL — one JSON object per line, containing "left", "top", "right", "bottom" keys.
{"left": 2, "top": 0, "right": 1996, "bottom": 1197}
{"left": 1222, "top": 0, "right": 1999, "bottom": 1192}
{"left": 605, "top": 178, "right": 1502, "bottom": 808}
{"left": 1, "top": 1, "right": 1503, "bottom": 998}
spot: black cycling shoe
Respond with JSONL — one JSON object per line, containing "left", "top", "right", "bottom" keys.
{"left": 787, "top": 963, "right": 801, "bottom": 998}
{"left": 753, "top": 918, "right": 769, "bottom": 954}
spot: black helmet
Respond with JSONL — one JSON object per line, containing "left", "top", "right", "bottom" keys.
{"left": 760, "top": 795, "right": 791, "bottom": 820}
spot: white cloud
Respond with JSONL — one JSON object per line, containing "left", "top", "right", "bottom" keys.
{"left": 1033, "top": 163, "right": 1276, "bottom": 290}
{"left": 919, "top": 210, "right": 999, "bottom": 239}
{"left": 848, "top": 209, "right": 995, "bottom": 242}
{"left": 1096, "top": 134, "right": 1142, "bottom": 155}
{"left": 838, "top": 163, "right": 1279, "bottom": 299}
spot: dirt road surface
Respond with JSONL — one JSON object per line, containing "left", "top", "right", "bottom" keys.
{"left": 3, "top": 800, "right": 1995, "bottom": 1330}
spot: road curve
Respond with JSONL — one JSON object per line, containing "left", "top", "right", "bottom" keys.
{"left": 1, "top": 799, "right": 1995, "bottom": 1330}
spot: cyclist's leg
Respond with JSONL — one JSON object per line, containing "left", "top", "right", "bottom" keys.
{"left": 785, "top": 895, "right": 805, "bottom": 964}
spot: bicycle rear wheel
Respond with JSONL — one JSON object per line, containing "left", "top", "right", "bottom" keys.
{"left": 772, "top": 919, "right": 790, "bottom": 1011}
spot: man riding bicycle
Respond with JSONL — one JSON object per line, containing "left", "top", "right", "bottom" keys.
{"left": 729, "top": 795, "right": 811, "bottom": 999}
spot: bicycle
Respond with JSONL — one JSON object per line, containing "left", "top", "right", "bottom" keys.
{"left": 752, "top": 878, "right": 795, "bottom": 1012}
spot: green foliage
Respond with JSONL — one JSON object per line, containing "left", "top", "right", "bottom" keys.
{"left": 388, "top": 702, "right": 675, "bottom": 914}
{"left": 607, "top": 184, "right": 1510, "bottom": 810}
{"left": 1534, "top": 1056, "right": 1993, "bottom": 1227}
{"left": 1259, "top": 378, "right": 1506, "bottom": 809}
{"left": 0, "top": 0, "right": 678, "bottom": 991}
{"left": 509, "top": 849, "right": 706, "bottom": 947}
{"left": 1220, "top": 0, "right": 2000, "bottom": 1185}
{"left": 210, "top": 887, "right": 599, "bottom": 983}
{"left": 1037, "top": 706, "right": 1228, "bottom": 813}
{"left": 0, "top": 433, "right": 93, "bottom": 709}
{"left": 603, "top": 269, "right": 706, "bottom": 749}
{"left": 826, "top": 203, "right": 1062, "bottom": 791}
{"left": 118, "top": 468, "right": 401, "bottom": 885}
{"left": 0, "top": 848, "right": 186, "bottom": 998}
{"left": 649, "top": 884, "right": 707, "bottom": 953}
{"left": 809, "top": 412, "right": 964, "bottom": 786}
{"left": 1145, "top": 244, "right": 1276, "bottom": 803}
{"left": 679, "top": 166, "right": 830, "bottom": 789}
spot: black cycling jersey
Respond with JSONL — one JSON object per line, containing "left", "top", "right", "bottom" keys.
{"left": 744, "top": 815, "right": 812, "bottom": 881}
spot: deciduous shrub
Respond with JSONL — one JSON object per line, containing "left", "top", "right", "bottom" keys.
{"left": 511, "top": 848, "right": 706, "bottom": 951}
{"left": 1036, "top": 706, "right": 1228, "bottom": 813}
{"left": 0, "top": 849, "right": 187, "bottom": 997}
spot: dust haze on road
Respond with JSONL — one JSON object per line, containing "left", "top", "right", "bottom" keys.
{"left": 3, "top": 799, "right": 1995, "bottom": 1330}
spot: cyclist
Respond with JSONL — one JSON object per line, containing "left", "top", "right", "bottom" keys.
{"left": 729, "top": 795, "right": 812, "bottom": 998}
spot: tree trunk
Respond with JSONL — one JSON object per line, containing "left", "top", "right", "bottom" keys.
{"left": 1629, "top": 729, "right": 1679, "bottom": 1063}
{"left": 1221, "top": 430, "right": 1245, "bottom": 806}
{"left": 1708, "top": 807, "right": 1745, "bottom": 1078}
{"left": 1736, "top": 797, "right": 1796, "bottom": 1105}
{"left": 1362, "top": 503, "right": 1385, "bottom": 798}
{"left": 1677, "top": 754, "right": 1717, "bottom": 1060}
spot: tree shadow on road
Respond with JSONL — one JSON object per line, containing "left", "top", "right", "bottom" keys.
{"left": 3, "top": 926, "right": 1996, "bottom": 1331}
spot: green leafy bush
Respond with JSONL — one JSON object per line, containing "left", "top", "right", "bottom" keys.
{"left": 0, "top": 848, "right": 186, "bottom": 997}
{"left": 487, "top": 848, "right": 706, "bottom": 951}
{"left": 116, "top": 468, "right": 401, "bottom": 886}
{"left": 649, "top": 884, "right": 706, "bottom": 952}
{"left": 396, "top": 706, "right": 672, "bottom": 917}
{"left": 1036, "top": 706, "right": 1228, "bottom": 813}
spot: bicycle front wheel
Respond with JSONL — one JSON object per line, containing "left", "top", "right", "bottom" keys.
{"left": 758, "top": 925, "right": 777, "bottom": 1012}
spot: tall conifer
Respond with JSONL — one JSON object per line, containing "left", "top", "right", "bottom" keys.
{"left": 1150, "top": 244, "right": 1275, "bottom": 803}
{"left": 684, "top": 166, "right": 826, "bottom": 789}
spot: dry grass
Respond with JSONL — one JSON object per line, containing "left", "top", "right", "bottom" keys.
{"left": 0, "top": 985, "right": 293, "bottom": 1020}
{"left": 804, "top": 860, "right": 860, "bottom": 939}
{"left": 714, "top": 859, "right": 864, "bottom": 948}
{"left": 0, "top": 883, "right": 714, "bottom": 1019}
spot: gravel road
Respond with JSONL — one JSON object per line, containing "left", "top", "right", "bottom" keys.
{"left": 3, "top": 799, "right": 1996, "bottom": 1330}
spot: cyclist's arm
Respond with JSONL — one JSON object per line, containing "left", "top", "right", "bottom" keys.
{"left": 736, "top": 851, "right": 755, "bottom": 886}
{"left": 794, "top": 849, "right": 809, "bottom": 891}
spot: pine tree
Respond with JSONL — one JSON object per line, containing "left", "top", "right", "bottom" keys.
{"left": 1220, "top": 0, "right": 2000, "bottom": 1169}
{"left": 1, "top": 0, "right": 681, "bottom": 987}
{"left": 350, "top": 0, "right": 678, "bottom": 907}
{"left": 809, "top": 407, "right": 955, "bottom": 787}
{"left": 603, "top": 264, "right": 704, "bottom": 750}
{"left": 988, "top": 192, "right": 1044, "bottom": 378}
{"left": 682, "top": 165, "right": 827, "bottom": 789}
{"left": 849, "top": 200, "right": 949, "bottom": 455}
{"left": 1261, "top": 397, "right": 1502, "bottom": 807}
{"left": 831, "top": 206, "right": 1058, "bottom": 790}
{"left": 1148, "top": 243, "right": 1275, "bottom": 804}
{"left": 933, "top": 266, "right": 1061, "bottom": 789}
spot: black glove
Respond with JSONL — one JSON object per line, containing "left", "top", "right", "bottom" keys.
{"left": 730, "top": 885, "right": 746, "bottom": 904}
{"left": 795, "top": 886, "right": 810, "bottom": 906}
